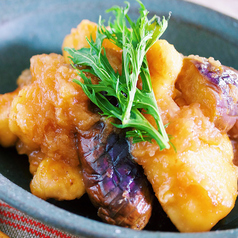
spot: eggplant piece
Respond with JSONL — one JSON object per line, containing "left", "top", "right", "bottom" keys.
{"left": 176, "top": 56, "right": 238, "bottom": 132}
{"left": 78, "top": 120, "right": 153, "bottom": 230}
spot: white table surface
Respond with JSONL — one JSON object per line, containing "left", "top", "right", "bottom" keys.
{"left": 185, "top": 0, "right": 238, "bottom": 19}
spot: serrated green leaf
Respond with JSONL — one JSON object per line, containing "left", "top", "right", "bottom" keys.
{"left": 64, "top": 0, "right": 171, "bottom": 150}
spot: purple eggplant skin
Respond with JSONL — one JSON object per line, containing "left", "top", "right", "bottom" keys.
{"left": 176, "top": 56, "right": 238, "bottom": 132}
{"left": 78, "top": 120, "right": 153, "bottom": 230}
{"left": 196, "top": 61, "right": 238, "bottom": 132}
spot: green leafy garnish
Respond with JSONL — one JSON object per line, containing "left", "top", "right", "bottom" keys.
{"left": 64, "top": 0, "right": 170, "bottom": 150}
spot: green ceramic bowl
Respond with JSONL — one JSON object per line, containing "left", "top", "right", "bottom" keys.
{"left": 0, "top": 0, "right": 238, "bottom": 237}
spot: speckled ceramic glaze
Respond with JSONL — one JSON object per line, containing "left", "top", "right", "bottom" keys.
{"left": 0, "top": 0, "right": 238, "bottom": 237}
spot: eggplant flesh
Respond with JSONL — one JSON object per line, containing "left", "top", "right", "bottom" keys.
{"left": 176, "top": 56, "right": 238, "bottom": 132}
{"left": 78, "top": 120, "right": 153, "bottom": 230}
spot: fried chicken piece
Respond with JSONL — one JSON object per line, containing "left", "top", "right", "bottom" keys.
{"left": 0, "top": 90, "right": 19, "bottom": 147}
{"left": 8, "top": 53, "right": 100, "bottom": 200}
{"left": 142, "top": 39, "right": 183, "bottom": 126}
{"left": 62, "top": 20, "right": 121, "bottom": 64}
{"left": 30, "top": 158, "right": 85, "bottom": 200}
{"left": 132, "top": 104, "right": 237, "bottom": 232}
{"left": 0, "top": 69, "right": 32, "bottom": 147}
{"left": 133, "top": 42, "right": 237, "bottom": 232}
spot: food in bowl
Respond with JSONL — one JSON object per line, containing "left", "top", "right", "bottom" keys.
{"left": 0, "top": 0, "right": 238, "bottom": 233}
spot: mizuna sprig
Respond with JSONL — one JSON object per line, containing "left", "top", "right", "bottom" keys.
{"left": 65, "top": 0, "right": 170, "bottom": 150}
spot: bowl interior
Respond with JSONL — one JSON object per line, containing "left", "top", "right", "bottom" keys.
{"left": 0, "top": 0, "right": 238, "bottom": 237}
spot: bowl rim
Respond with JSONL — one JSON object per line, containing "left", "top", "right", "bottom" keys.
{"left": 0, "top": 0, "right": 238, "bottom": 237}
